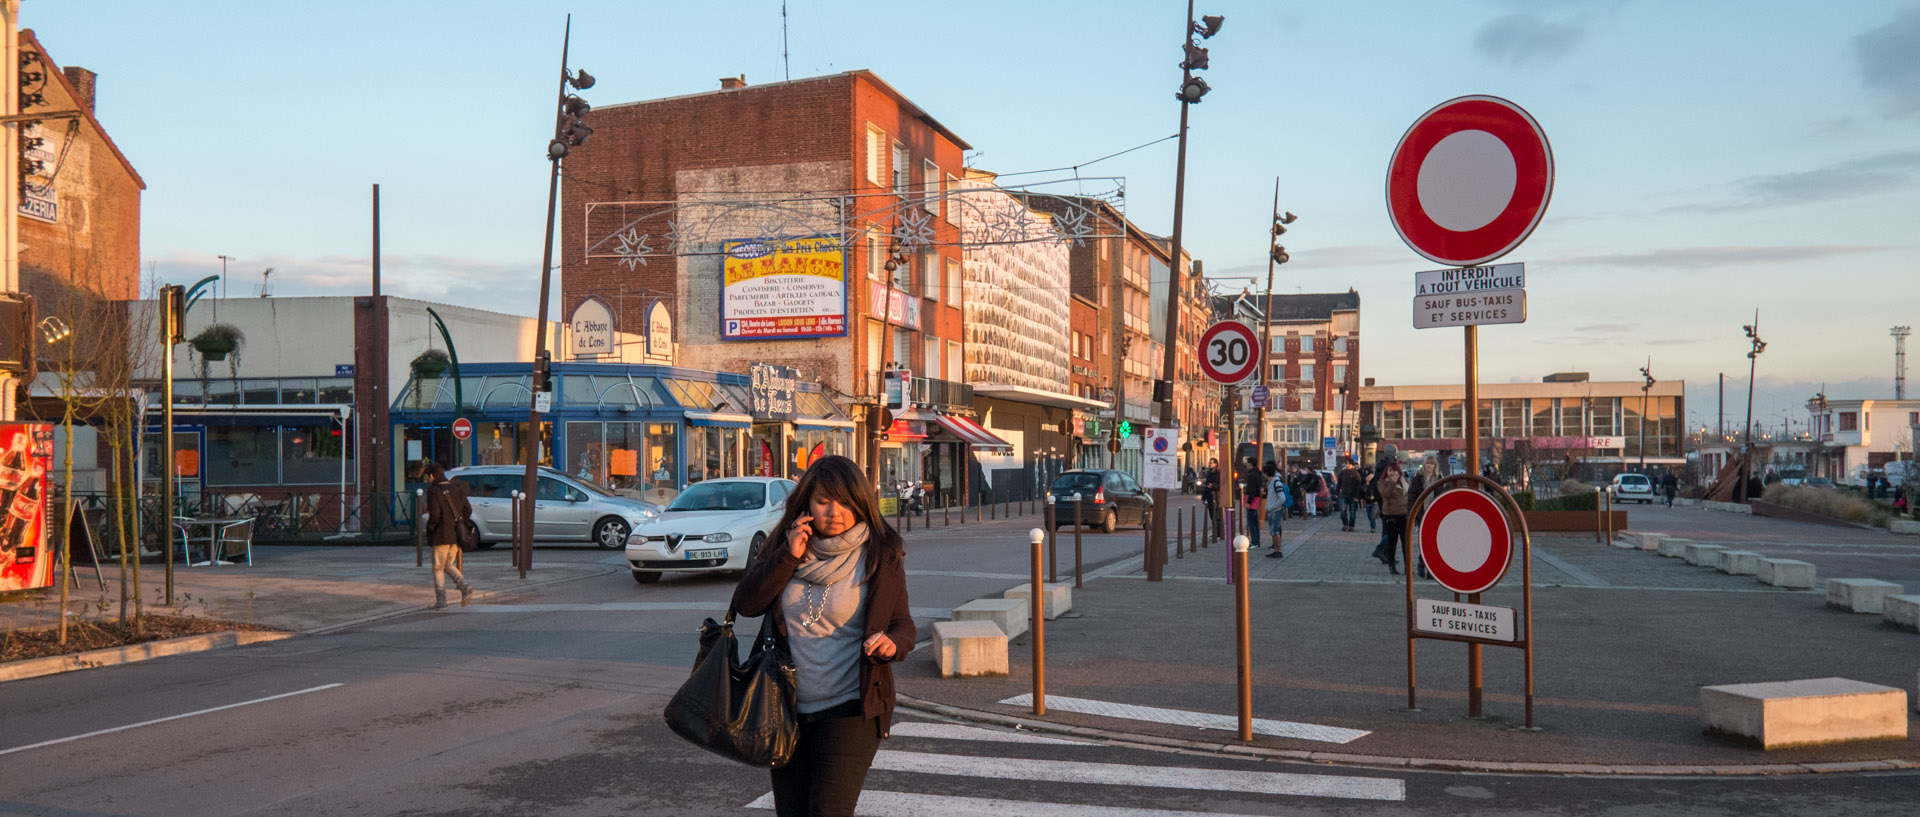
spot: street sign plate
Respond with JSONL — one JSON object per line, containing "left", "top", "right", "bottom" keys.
{"left": 1414, "top": 598, "right": 1517, "bottom": 642}
{"left": 1250, "top": 385, "right": 1269, "bottom": 409}
{"left": 533, "top": 391, "right": 553, "bottom": 413}
{"left": 1412, "top": 289, "right": 1526, "bottom": 329}
{"left": 1143, "top": 428, "right": 1179, "bottom": 490}
{"left": 1416, "top": 488, "right": 1514, "bottom": 594}
{"left": 451, "top": 417, "right": 473, "bottom": 441}
{"left": 1387, "top": 96, "right": 1553, "bottom": 267}
{"left": 1197, "top": 321, "right": 1260, "bottom": 383}
{"left": 1414, "top": 263, "right": 1525, "bottom": 296}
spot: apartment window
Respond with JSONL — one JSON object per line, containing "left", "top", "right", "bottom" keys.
{"left": 947, "top": 340, "right": 963, "bottom": 383}
{"left": 924, "top": 336, "right": 941, "bottom": 379}
{"left": 1299, "top": 393, "right": 1313, "bottom": 413}
{"left": 866, "top": 320, "right": 884, "bottom": 374}
{"left": 866, "top": 126, "right": 885, "bottom": 184}
{"left": 1382, "top": 403, "right": 1406, "bottom": 439}
{"left": 1333, "top": 336, "right": 1348, "bottom": 354}
{"left": 1441, "top": 400, "right": 1463, "bottom": 438}
{"left": 1411, "top": 402, "right": 1434, "bottom": 438}
{"left": 891, "top": 143, "right": 910, "bottom": 196}
{"left": 893, "top": 328, "right": 912, "bottom": 368}
{"left": 923, "top": 159, "right": 940, "bottom": 215}
{"left": 944, "top": 173, "right": 961, "bottom": 226}
{"left": 1300, "top": 334, "right": 1315, "bottom": 353}
{"left": 1909, "top": 411, "right": 1919, "bottom": 426}
{"left": 1299, "top": 364, "right": 1314, "bottom": 383}
{"left": 1271, "top": 364, "right": 1284, "bottom": 380}
{"left": 1332, "top": 364, "right": 1346, "bottom": 385}
{"left": 945, "top": 259, "right": 960, "bottom": 304}
{"left": 923, "top": 251, "right": 940, "bottom": 300}
{"left": 866, "top": 227, "right": 882, "bottom": 281}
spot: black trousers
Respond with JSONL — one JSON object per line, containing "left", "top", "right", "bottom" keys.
{"left": 769, "top": 710, "right": 882, "bottom": 817}
{"left": 1375, "top": 514, "right": 1409, "bottom": 566}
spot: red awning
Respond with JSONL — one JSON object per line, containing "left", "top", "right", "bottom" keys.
{"left": 934, "top": 414, "right": 1013, "bottom": 452}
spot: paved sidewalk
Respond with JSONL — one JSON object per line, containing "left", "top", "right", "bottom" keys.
{"left": 897, "top": 500, "right": 1920, "bottom": 771}
{"left": 1, "top": 545, "right": 616, "bottom": 635}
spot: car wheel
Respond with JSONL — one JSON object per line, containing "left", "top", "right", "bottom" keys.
{"left": 593, "top": 517, "right": 631, "bottom": 550}
{"left": 740, "top": 533, "right": 766, "bottom": 574}
{"left": 632, "top": 570, "right": 660, "bottom": 584}
{"left": 1101, "top": 509, "right": 1117, "bottom": 534}
{"left": 475, "top": 539, "right": 497, "bottom": 550}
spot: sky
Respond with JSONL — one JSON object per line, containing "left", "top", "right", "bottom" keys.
{"left": 22, "top": 0, "right": 1920, "bottom": 434}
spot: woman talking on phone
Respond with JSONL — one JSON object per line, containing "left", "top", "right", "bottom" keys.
{"left": 732, "top": 455, "right": 914, "bottom": 817}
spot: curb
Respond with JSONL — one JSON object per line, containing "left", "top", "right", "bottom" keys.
{"left": 0, "top": 631, "right": 293, "bottom": 685}
{"left": 895, "top": 694, "right": 1920, "bottom": 778}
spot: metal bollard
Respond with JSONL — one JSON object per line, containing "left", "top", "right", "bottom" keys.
{"left": 1175, "top": 506, "right": 1184, "bottom": 559}
{"left": 944, "top": 495, "right": 950, "bottom": 526}
{"left": 1232, "top": 534, "right": 1253, "bottom": 742}
{"left": 1046, "top": 495, "right": 1058, "bottom": 582}
{"left": 989, "top": 490, "right": 996, "bottom": 521}
{"left": 510, "top": 490, "right": 523, "bottom": 575}
{"left": 1029, "top": 526, "right": 1047, "bottom": 716}
{"left": 415, "top": 488, "right": 425, "bottom": 567}
{"left": 1072, "top": 493, "right": 1084, "bottom": 588}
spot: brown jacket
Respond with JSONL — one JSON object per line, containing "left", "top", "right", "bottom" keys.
{"left": 731, "top": 527, "right": 914, "bottom": 738}
{"left": 1378, "top": 476, "right": 1411, "bottom": 516}
{"left": 426, "top": 478, "right": 471, "bottom": 546}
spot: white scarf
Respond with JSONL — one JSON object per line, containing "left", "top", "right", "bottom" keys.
{"left": 792, "top": 522, "right": 869, "bottom": 587}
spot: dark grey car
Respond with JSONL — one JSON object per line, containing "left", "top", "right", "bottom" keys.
{"left": 1048, "top": 469, "right": 1153, "bottom": 533}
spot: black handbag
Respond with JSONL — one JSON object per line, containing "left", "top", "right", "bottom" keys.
{"left": 662, "top": 607, "right": 798, "bottom": 768}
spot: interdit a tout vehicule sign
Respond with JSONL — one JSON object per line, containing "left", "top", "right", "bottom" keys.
{"left": 1412, "top": 262, "right": 1526, "bottom": 329}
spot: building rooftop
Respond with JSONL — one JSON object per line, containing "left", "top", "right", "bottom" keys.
{"left": 1256, "top": 290, "right": 1361, "bottom": 322}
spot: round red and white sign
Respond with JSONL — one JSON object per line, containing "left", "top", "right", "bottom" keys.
{"left": 1417, "top": 488, "right": 1514, "bottom": 594}
{"left": 1197, "top": 321, "right": 1260, "bottom": 383}
{"left": 451, "top": 417, "right": 473, "bottom": 441}
{"left": 1387, "top": 95, "right": 1553, "bottom": 267}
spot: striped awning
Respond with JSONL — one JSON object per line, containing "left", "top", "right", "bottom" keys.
{"left": 934, "top": 414, "right": 1013, "bottom": 452}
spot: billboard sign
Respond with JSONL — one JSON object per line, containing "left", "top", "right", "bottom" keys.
{"left": 720, "top": 236, "right": 848, "bottom": 340}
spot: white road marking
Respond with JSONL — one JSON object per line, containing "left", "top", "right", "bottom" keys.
{"left": 910, "top": 570, "right": 1032, "bottom": 580}
{"left": 745, "top": 789, "right": 1343, "bottom": 816}
{"left": 456, "top": 602, "right": 950, "bottom": 618}
{"left": 890, "top": 721, "right": 1095, "bottom": 745}
{"left": 869, "top": 750, "right": 1401, "bottom": 800}
{"left": 0, "top": 683, "right": 344, "bottom": 756}
{"left": 998, "top": 694, "right": 1370, "bottom": 745}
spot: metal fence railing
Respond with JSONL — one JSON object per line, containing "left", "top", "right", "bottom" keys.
{"left": 67, "top": 489, "right": 422, "bottom": 547}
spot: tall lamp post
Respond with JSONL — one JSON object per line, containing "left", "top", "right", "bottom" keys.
{"left": 1638, "top": 358, "right": 1653, "bottom": 472}
{"left": 1740, "top": 313, "right": 1766, "bottom": 501}
{"left": 1151, "top": 2, "right": 1222, "bottom": 574}
{"left": 1255, "top": 192, "right": 1295, "bottom": 472}
{"left": 516, "top": 17, "right": 595, "bottom": 573}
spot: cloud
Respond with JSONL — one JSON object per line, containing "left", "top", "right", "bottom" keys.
{"left": 1473, "top": 15, "right": 1588, "bottom": 68}
{"left": 1664, "top": 150, "right": 1920, "bottom": 213}
{"left": 1572, "top": 323, "right": 1635, "bottom": 333}
{"left": 1855, "top": 9, "right": 1920, "bottom": 119}
{"left": 1560, "top": 244, "right": 1891, "bottom": 269}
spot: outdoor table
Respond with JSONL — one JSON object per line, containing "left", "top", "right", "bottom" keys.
{"left": 172, "top": 517, "right": 250, "bottom": 566}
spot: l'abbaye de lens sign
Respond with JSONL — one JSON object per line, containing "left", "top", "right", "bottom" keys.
{"left": 568, "top": 296, "right": 615, "bottom": 357}
{"left": 721, "top": 235, "right": 848, "bottom": 341}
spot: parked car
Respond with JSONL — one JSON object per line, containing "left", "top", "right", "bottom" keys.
{"left": 448, "top": 466, "right": 662, "bottom": 549}
{"left": 1047, "top": 469, "right": 1153, "bottom": 533}
{"left": 1607, "top": 473, "right": 1656, "bottom": 504}
{"left": 623, "top": 477, "right": 795, "bottom": 584}
{"left": 1806, "top": 477, "right": 1836, "bottom": 490}
{"left": 1316, "top": 469, "right": 1335, "bottom": 514}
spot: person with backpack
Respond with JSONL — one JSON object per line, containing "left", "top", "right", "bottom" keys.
{"left": 1262, "top": 461, "right": 1288, "bottom": 558}
{"left": 1300, "top": 466, "right": 1322, "bottom": 518}
{"left": 1239, "top": 458, "right": 1267, "bottom": 550}
{"left": 424, "top": 462, "right": 476, "bottom": 609}
{"left": 1199, "top": 458, "right": 1221, "bottom": 541}
{"left": 1336, "top": 461, "right": 1363, "bottom": 531}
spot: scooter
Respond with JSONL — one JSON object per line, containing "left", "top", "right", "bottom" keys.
{"left": 896, "top": 481, "right": 926, "bottom": 517}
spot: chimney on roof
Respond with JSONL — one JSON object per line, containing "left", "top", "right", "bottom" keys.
{"left": 62, "top": 66, "right": 96, "bottom": 111}
{"left": 719, "top": 74, "right": 747, "bottom": 90}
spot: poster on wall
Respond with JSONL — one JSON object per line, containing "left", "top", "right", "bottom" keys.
{"left": 0, "top": 424, "right": 55, "bottom": 592}
{"left": 18, "top": 122, "right": 59, "bottom": 223}
{"left": 720, "top": 235, "right": 848, "bottom": 340}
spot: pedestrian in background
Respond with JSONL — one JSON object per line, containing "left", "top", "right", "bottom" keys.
{"left": 1263, "top": 461, "right": 1288, "bottom": 558}
{"left": 1240, "top": 458, "right": 1267, "bottom": 550}
{"left": 1361, "top": 464, "right": 1379, "bottom": 532}
{"left": 1662, "top": 471, "right": 1678, "bottom": 507}
{"left": 1336, "top": 461, "right": 1362, "bottom": 531}
{"left": 1200, "top": 458, "right": 1221, "bottom": 540}
{"left": 1371, "top": 459, "right": 1410, "bottom": 575}
{"left": 423, "top": 462, "right": 475, "bottom": 609}
{"left": 733, "top": 455, "right": 914, "bottom": 817}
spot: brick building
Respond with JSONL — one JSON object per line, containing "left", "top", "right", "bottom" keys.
{"left": 1252, "top": 291, "right": 1362, "bottom": 464}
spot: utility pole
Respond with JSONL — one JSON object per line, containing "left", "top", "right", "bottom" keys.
{"left": 1256, "top": 182, "right": 1294, "bottom": 473}
{"left": 1151, "top": 2, "right": 1223, "bottom": 572}
{"left": 1638, "top": 358, "right": 1654, "bottom": 471}
{"left": 1741, "top": 312, "right": 1766, "bottom": 501}
{"left": 1894, "top": 325, "right": 1910, "bottom": 400}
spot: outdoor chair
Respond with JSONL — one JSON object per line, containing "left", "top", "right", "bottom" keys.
{"left": 216, "top": 518, "right": 254, "bottom": 565}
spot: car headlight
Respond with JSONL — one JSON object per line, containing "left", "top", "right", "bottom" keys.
{"left": 633, "top": 509, "right": 658, "bottom": 521}
{"left": 704, "top": 532, "right": 732, "bottom": 543}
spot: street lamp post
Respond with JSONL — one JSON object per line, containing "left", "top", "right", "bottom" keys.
{"left": 516, "top": 16, "right": 595, "bottom": 573}
{"left": 1741, "top": 313, "right": 1766, "bottom": 501}
{"left": 1151, "top": 1, "right": 1222, "bottom": 574}
{"left": 1638, "top": 358, "right": 1653, "bottom": 472}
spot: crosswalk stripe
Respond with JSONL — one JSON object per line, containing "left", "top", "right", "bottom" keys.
{"left": 868, "top": 750, "right": 1404, "bottom": 801}
{"left": 998, "top": 694, "right": 1371, "bottom": 745}
{"left": 890, "top": 722, "right": 1096, "bottom": 745}
{"left": 745, "top": 789, "right": 1331, "bottom": 816}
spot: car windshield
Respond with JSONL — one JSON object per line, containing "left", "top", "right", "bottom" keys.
{"left": 1621, "top": 476, "right": 1650, "bottom": 486}
{"left": 667, "top": 481, "right": 765, "bottom": 511}
{"left": 1052, "top": 473, "right": 1102, "bottom": 494}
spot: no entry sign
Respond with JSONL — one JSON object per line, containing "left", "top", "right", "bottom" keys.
{"left": 451, "top": 417, "right": 473, "bottom": 441}
{"left": 1197, "top": 321, "right": 1260, "bottom": 383}
{"left": 1387, "top": 96, "right": 1553, "bottom": 267}
{"left": 1417, "top": 488, "right": 1514, "bottom": 594}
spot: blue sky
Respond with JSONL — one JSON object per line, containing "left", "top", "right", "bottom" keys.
{"left": 24, "top": 1, "right": 1920, "bottom": 433}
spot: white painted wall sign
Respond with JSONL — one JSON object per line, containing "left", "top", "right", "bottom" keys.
{"left": 568, "top": 297, "right": 616, "bottom": 358}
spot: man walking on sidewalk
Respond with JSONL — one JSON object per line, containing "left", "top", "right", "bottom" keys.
{"left": 1200, "top": 458, "right": 1221, "bottom": 541}
{"left": 1336, "top": 460, "right": 1362, "bottom": 531}
{"left": 424, "top": 462, "right": 475, "bottom": 609}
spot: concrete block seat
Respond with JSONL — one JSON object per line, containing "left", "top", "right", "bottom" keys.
{"left": 1003, "top": 582, "right": 1072, "bottom": 620}
{"left": 1652, "top": 537, "right": 1694, "bottom": 553}
{"left": 1683, "top": 543, "right": 1727, "bottom": 566}
{"left": 1701, "top": 678, "right": 1908, "bottom": 749}
{"left": 1826, "top": 579, "right": 1905, "bottom": 614}
{"left": 951, "top": 598, "right": 1029, "bottom": 638}
{"left": 1889, "top": 519, "right": 1920, "bottom": 535}
{"left": 1716, "top": 550, "right": 1763, "bottom": 575}
{"left": 1757, "top": 558, "right": 1816, "bottom": 589}
{"left": 1634, "top": 532, "right": 1671, "bottom": 550}
{"left": 1658, "top": 539, "right": 1691, "bottom": 558}
{"left": 1883, "top": 595, "right": 1920, "bottom": 632}
{"left": 932, "top": 620, "right": 1009, "bottom": 678}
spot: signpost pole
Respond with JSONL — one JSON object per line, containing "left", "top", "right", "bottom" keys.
{"left": 1233, "top": 534, "right": 1253, "bottom": 742}
{"left": 1030, "top": 527, "right": 1047, "bottom": 716}
{"left": 1073, "top": 493, "right": 1084, "bottom": 588}
{"left": 1464, "top": 323, "right": 1484, "bottom": 718}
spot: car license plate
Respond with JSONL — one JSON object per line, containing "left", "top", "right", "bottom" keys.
{"left": 687, "top": 548, "right": 726, "bottom": 560}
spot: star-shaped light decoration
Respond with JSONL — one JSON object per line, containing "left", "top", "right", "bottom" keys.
{"left": 662, "top": 217, "right": 690, "bottom": 257}
{"left": 894, "top": 208, "right": 937, "bottom": 252}
{"left": 612, "top": 227, "right": 652, "bottom": 270}
{"left": 1050, "top": 206, "right": 1092, "bottom": 247}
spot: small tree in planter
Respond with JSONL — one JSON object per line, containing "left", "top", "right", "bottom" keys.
{"left": 190, "top": 323, "right": 244, "bottom": 381}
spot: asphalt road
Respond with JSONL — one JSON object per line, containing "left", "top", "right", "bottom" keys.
{"left": 2, "top": 497, "right": 1916, "bottom": 816}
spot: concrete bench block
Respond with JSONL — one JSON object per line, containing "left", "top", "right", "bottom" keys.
{"left": 951, "top": 598, "right": 1029, "bottom": 639}
{"left": 1717, "top": 550, "right": 1763, "bottom": 575}
{"left": 1657, "top": 539, "right": 1690, "bottom": 558}
{"left": 1826, "top": 579, "right": 1905, "bottom": 614}
{"left": 1655, "top": 537, "right": 1696, "bottom": 553}
{"left": 1890, "top": 519, "right": 1920, "bottom": 535}
{"left": 1634, "top": 532, "right": 1671, "bottom": 550}
{"left": 1882, "top": 595, "right": 1920, "bottom": 632}
{"left": 1757, "top": 558, "right": 1816, "bottom": 589}
{"left": 1701, "top": 677, "right": 1908, "bottom": 749}
{"left": 1684, "top": 544, "right": 1728, "bottom": 566}
{"left": 931, "top": 620, "right": 1009, "bottom": 678}
{"left": 1003, "top": 582, "right": 1072, "bottom": 620}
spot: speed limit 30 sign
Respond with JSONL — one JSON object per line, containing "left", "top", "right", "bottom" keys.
{"left": 1198, "top": 321, "right": 1260, "bottom": 383}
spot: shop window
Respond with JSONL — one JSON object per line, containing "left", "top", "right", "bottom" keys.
{"left": 1441, "top": 400, "right": 1463, "bottom": 438}
{"left": 207, "top": 426, "right": 278, "bottom": 486}
{"left": 242, "top": 382, "right": 279, "bottom": 404}
{"left": 317, "top": 378, "right": 353, "bottom": 404}
{"left": 280, "top": 379, "right": 318, "bottom": 404}
{"left": 282, "top": 423, "right": 351, "bottom": 485}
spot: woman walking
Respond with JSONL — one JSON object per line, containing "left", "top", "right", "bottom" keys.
{"left": 733, "top": 455, "right": 914, "bottom": 817}
{"left": 1371, "top": 459, "right": 1411, "bottom": 575}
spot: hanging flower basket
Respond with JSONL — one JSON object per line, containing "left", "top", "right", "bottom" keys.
{"left": 411, "top": 348, "right": 451, "bottom": 378}
{"left": 190, "top": 324, "right": 244, "bottom": 362}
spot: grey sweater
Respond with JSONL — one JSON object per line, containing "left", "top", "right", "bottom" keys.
{"left": 782, "top": 554, "right": 871, "bottom": 714}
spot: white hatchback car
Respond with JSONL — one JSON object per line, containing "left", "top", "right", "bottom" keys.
{"left": 624, "top": 477, "right": 796, "bottom": 584}
{"left": 1608, "top": 473, "right": 1656, "bottom": 504}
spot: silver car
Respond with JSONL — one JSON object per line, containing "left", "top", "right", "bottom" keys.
{"left": 447, "top": 466, "right": 662, "bottom": 549}
{"left": 624, "top": 477, "right": 795, "bottom": 584}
